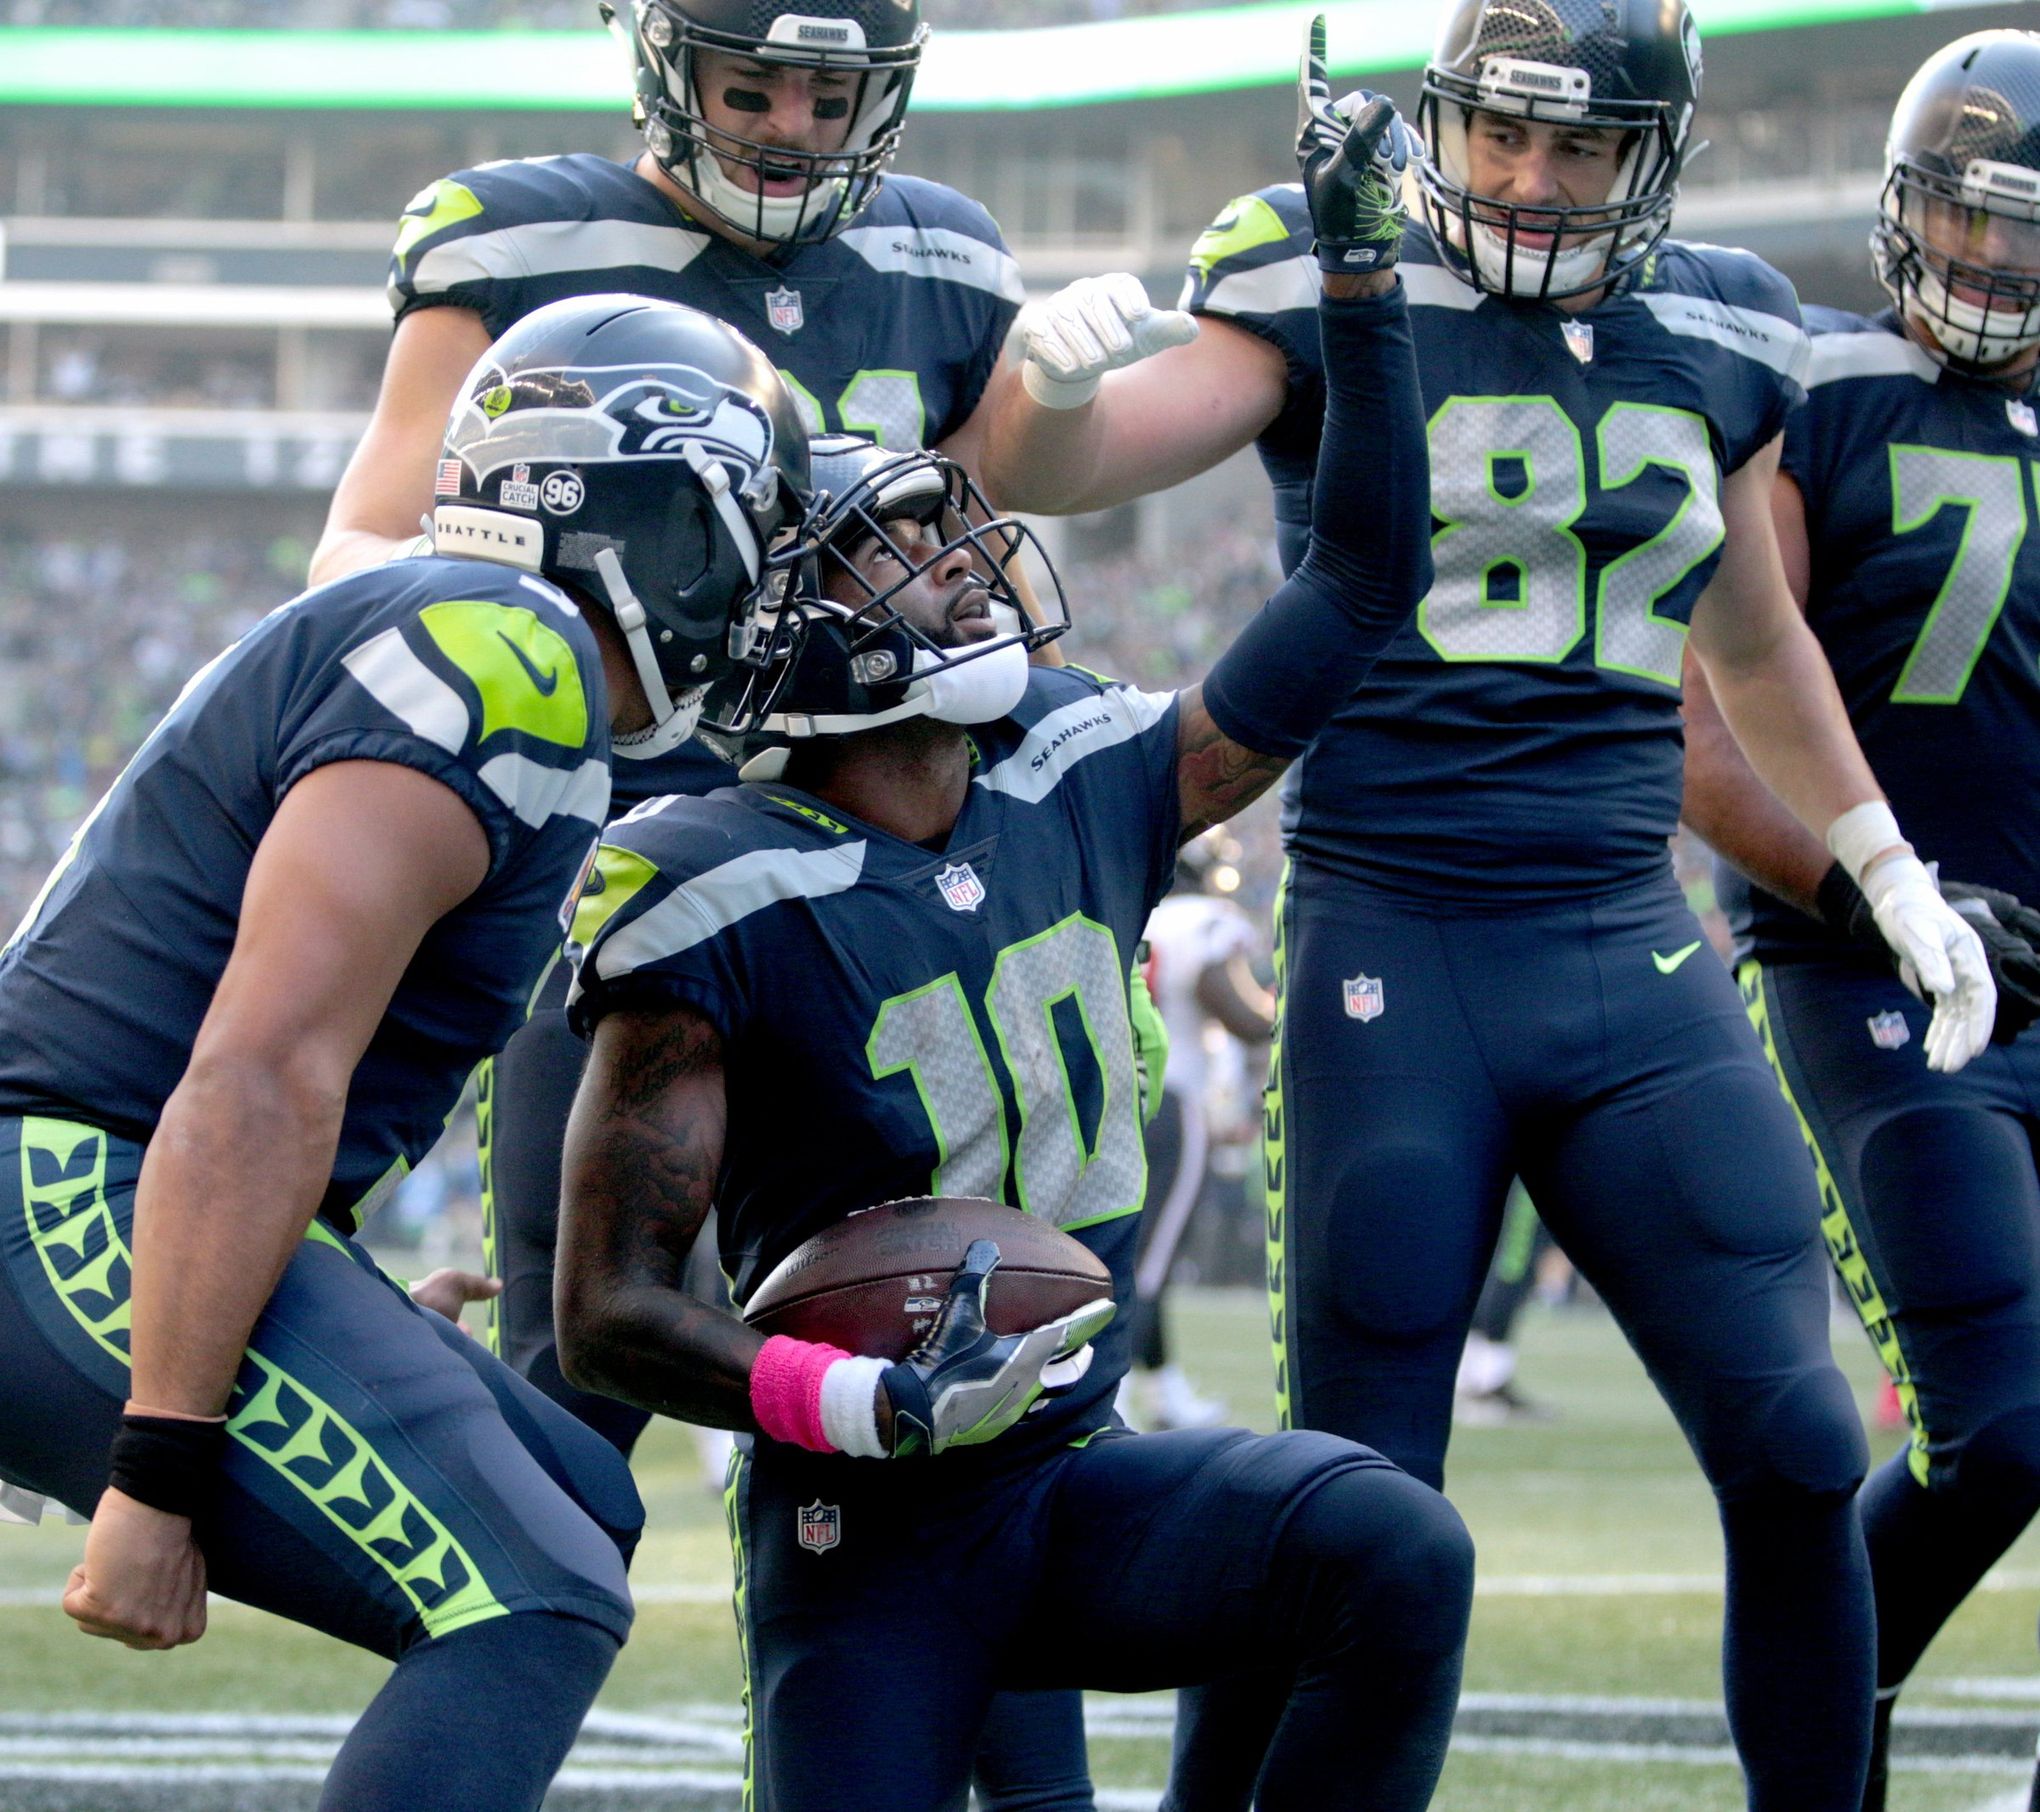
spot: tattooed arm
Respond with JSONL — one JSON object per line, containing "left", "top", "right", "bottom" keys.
{"left": 554, "top": 1001, "right": 763, "bottom": 1429}
{"left": 1174, "top": 685, "right": 1292, "bottom": 844}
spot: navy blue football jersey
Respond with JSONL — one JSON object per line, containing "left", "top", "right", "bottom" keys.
{"left": 0, "top": 556, "right": 611, "bottom": 1227}
{"left": 390, "top": 152, "right": 1022, "bottom": 810}
{"left": 1184, "top": 189, "right": 1807, "bottom": 901}
{"left": 567, "top": 666, "right": 1183, "bottom": 1454}
{"left": 1724, "top": 307, "right": 2040, "bottom": 960}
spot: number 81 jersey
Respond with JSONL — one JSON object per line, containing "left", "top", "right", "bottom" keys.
{"left": 1186, "top": 200, "right": 1807, "bottom": 902}
{"left": 1730, "top": 307, "right": 2040, "bottom": 962}
{"left": 564, "top": 667, "right": 1184, "bottom": 1452}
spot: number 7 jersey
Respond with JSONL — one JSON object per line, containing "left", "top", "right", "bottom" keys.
{"left": 1728, "top": 306, "right": 2040, "bottom": 962}
{"left": 1185, "top": 196, "right": 1808, "bottom": 902}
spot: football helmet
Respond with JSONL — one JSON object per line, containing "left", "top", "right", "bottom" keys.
{"left": 1874, "top": 32, "right": 2040, "bottom": 371}
{"left": 603, "top": 0, "right": 926, "bottom": 247}
{"left": 434, "top": 293, "right": 810, "bottom": 755}
{"left": 1416, "top": 0, "right": 1701, "bottom": 300}
{"left": 701, "top": 433, "right": 1067, "bottom": 747}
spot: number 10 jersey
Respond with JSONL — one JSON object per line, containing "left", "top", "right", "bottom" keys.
{"left": 1185, "top": 198, "right": 1808, "bottom": 903}
{"left": 564, "top": 667, "right": 1185, "bottom": 1456}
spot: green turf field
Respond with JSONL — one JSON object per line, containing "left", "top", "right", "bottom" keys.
{"left": 4, "top": 1291, "right": 2037, "bottom": 1810}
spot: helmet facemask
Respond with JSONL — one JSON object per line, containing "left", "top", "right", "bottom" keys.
{"left": 1875, "top": 159, "right": 2040, "bottom": 370}
{"left": 606, "top": 0, "right": 924, "bottom": 247}
{"left": 1417, "top": 59, "right": 1686, "bottom": 301}
{"left": 703, "top": 447, "right": 1068, "bottom": 747}
{"left": 431, "top": 297, "right": 813, "bottom": 757}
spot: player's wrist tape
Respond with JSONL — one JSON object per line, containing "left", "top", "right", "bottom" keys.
{"left": 1020, "top": 358, "right": 1099, "bottom": 411}
{"left": 748, "top": 1336, "right": 887, "bottom": 1458}
{"left": 1825, "top": 801, "right": 1909, "bottom": 890}
{"left": 106, "top": 1413, "right": 227, "bottom": 1521}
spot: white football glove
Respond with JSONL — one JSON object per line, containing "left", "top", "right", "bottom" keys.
{"left": 1862, "top": 851, "right": 1997, "bottom": 1072}
{"left": 1010, "top": 273, "right": 1199, "bottom": 411}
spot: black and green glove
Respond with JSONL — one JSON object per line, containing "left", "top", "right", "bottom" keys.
{"left": 1295, "top": 14, "right": 1420, "bottom": 274}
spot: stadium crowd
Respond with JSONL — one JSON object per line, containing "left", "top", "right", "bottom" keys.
{"left": 0, "top": 517, "right": 1286, "bottom": 927}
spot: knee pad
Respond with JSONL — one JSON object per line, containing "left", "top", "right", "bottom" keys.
{"left": 1283, "top": 1460, "right": 1475, "bottom": 1663}
{"left": 1955, "top": 1403, "right": 2040, "bottom": 1510}
{"left": 1709, "top": 1362, "right": 1869, "bottom": 1503}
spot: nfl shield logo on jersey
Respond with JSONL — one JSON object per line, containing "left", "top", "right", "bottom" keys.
{"left": 936, "top": 862, "right": 986, "bottom": 913}
{"left": 766, "top": 286, "right": 805, "bottom": 336}
{"left": 2010, "top": 398, "right": 2038, "bottom": 437}
{"left": 1866, "top": 1011, "right": 1911, "bottom": 1051}
{"left": 1562, "top": 320, "right": 1595, "bottom": 365}
{"left": 797, "top": 1500, "right": 840, "bottom": 1554}
{"left": 1343, "top": 974, "right": 1384, "bottom": 1022}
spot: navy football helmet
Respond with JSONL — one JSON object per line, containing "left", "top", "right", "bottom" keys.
{"left": 435, "top": 293, "right": 810, "bottom": 753}
{"left": 1417, "top": 0, "right": 1701, "bottom": 300}
{"left": 702, "top": 434, "right": 1066, "bottom": 747}
{"left": 1875, "top": 31, "right": 2040, "bottom": 371}
{"left": 603, "top": 0, "right": 926, "bottom": 247}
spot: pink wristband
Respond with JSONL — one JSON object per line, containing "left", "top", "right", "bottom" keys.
{"left": 749, "top": 1335, "right": 853, "bottom": 1453}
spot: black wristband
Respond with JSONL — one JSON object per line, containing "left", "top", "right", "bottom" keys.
{"left": 1815, "top": 862, "right": 1869, "bottom": 938}
{"left": 106, "top": 1414, "right": 226, "bottom": 1521}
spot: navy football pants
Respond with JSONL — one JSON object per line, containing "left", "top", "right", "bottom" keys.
{"left": 1748, "top": 957, "right": 2040, "bottom": 1689}
{"left": 1175, "top": 866, "right": 1872, "bottom": 1811}
{"left": 485, "top": 967, "right": 1099, "bottom": 1806}
{"left": 0, "top": 1115, "right": 641, "bottom": 1807}
{"left": 730, "top": 1425, "right": 1471, "bottom": 1812}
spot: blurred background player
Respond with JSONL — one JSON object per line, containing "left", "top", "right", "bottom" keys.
{"left": 552, "top": 92, "right": 1473, "bottom": 1808}
{"left": 0, "top": 294, "right": 803, "bottom": 1812}
{"left": 980, "top": 1, "right": 2007, "bottom": 1805}
{"left": 1452, "top": 1180, "right": 1557, "bottom": 1426}
{"left": 1683, "top": 31, "right": 2040, "bottom": 1810}
{"left": 1127, "top": 828, "right": 1274, "bottom": 1431}
{"left": 312, "top": 4, "right": 1103, "bottom": 1796}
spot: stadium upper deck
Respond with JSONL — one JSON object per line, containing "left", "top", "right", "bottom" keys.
{"left": 0, "top": 0, "right": 2037, "bottom": 503}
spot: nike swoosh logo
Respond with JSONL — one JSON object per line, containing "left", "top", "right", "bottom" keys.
{"left": 498, "top": 629, "right": 560, "bottom": 698}
{"left": 1653, "top": 940, "right": 1703, "bottom": 975}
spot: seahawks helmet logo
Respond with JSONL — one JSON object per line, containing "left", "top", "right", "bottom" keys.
{"left": 446, "top": 363, "right": 779, "bottom": 507}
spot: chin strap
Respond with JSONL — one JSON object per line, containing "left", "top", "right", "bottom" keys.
{"left": 761, "top": 637, "right": 1033, "bottom": 740}
{"left": 917, "top": 637, "right": 1030, "bottom": 725}
{"left": 593, "top": 546, "right": 705, "bottom": 755}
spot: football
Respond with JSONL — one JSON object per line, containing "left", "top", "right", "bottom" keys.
{"left": 741, "top": 1196, "right": 1114, "bottom": 1362}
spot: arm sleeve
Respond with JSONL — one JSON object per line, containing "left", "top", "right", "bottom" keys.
{"left": 1198, "top": 284, "right": 1432, "bottom": 758}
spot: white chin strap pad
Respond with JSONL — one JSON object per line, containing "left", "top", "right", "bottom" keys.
{"left": 1469, "top": 220, "right": 1611, "bottom": 295}
{"left": 916, "top": 639, "right": 1030, "bottom": 726}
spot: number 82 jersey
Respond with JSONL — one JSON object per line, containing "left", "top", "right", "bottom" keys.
{"left": 1186, "top": 199, "right": 1808, "bottom": 903}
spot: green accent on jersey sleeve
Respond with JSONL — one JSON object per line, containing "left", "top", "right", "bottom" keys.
{"left": 419, "top": 599, "right": 590, "bottom": 750}
{"left": 568, "top": 843, "right": 661, "bottom": 955}
{"left": 393, "top": 176, "right": 483, "bottom": 279}
{"left": 1188, "top": 193, "right": 1295, "bottom": 281}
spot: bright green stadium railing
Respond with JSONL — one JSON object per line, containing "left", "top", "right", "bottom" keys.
{"left": 0, "top": 0, "right": 1974, "bottom": 112}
